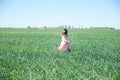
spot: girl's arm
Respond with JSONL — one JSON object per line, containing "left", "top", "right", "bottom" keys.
{"left": 64, "top": 39, "right": 70, "bottom": 43}
{"left": 63, "top": 37, "right": 70, "bottom": 43}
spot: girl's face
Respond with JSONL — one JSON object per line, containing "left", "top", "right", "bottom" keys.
{"left": 62, "top": 30, "right": 65, "bottom": 34}
{"left": 62, "top": 29, "right": 67, "bottom": 35}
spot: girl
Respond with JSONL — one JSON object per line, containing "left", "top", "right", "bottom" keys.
{"left": 58, "top": 28, "right": 71, "bottom": 51}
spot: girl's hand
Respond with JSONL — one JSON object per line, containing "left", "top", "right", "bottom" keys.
{"left": 68, "top": 41, "right": 70, "bottom": 43}
{"left": 66, "top": 40, "right": 70, "bottom": 43}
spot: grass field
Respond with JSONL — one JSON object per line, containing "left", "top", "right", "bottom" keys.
{"left": 0, "top": 28, "right": 120, "bottom": 80}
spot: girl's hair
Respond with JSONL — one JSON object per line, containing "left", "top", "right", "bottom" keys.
{"left": 62, "top": 28, "right": 68, "bottom": 35}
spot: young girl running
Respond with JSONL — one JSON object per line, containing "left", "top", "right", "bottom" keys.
{"left": 58, "top": 28, "right": 71, "bottom": 51}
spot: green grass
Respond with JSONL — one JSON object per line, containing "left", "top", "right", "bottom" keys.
{"left": 0, "top": 28, "right": 120, "bottom": 80}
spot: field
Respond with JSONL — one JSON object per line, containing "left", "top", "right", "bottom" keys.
{"left": 0, "top": 28, "right": 120, "bottom": 80}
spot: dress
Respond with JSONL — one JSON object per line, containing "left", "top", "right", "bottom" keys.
{"left": 58, "top": 35, "right": 71, "bottom": 51}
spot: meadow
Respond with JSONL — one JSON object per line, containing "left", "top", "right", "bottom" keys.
{"left": 0, "top": 28, "right": 120, "bottom": 80}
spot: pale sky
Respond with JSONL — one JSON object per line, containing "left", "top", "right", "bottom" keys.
{"left": 0, "top": 0, "right": 120, "bottom": 29}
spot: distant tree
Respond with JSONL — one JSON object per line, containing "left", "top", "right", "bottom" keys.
{"left": 27, "top": 26, "right": 31, "bottom": 29}
{"left": 43, "top": 26, "right": 47, "bottom": 28}
{"left": 59, "top": 25, "right": 73, "bottom": 29}
{"left": 68, "top": 25, "right": 71, "bottom": 28}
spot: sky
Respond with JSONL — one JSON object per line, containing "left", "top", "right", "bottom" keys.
{"left": 0, "top": 0, "right": 120, "bottom": 29}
